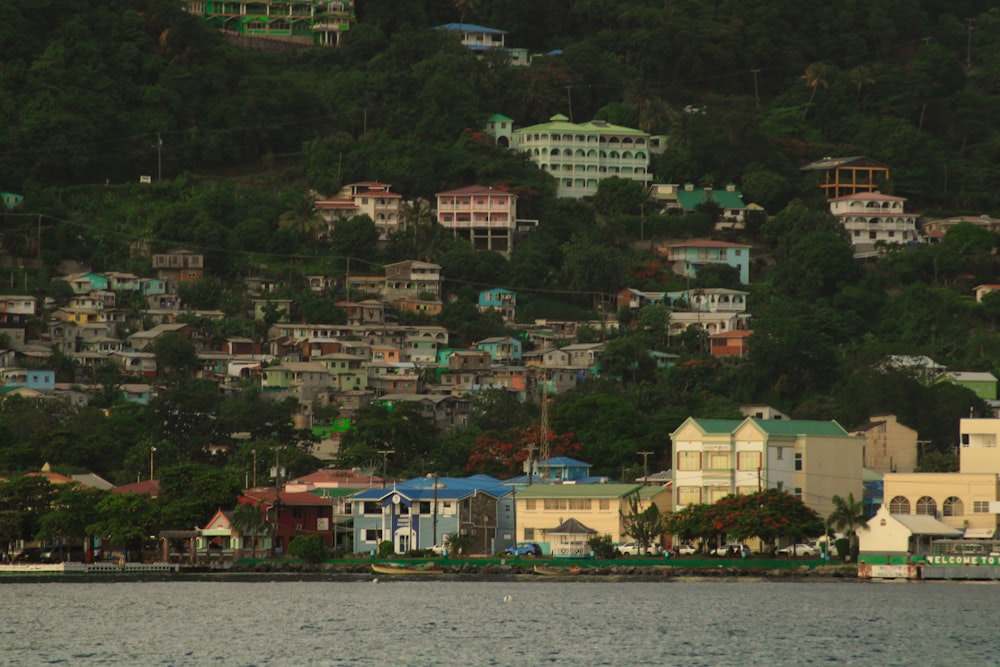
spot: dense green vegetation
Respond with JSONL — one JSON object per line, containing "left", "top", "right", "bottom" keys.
{"left": 2, "top": 0, "right": 1000, "bottom": 541}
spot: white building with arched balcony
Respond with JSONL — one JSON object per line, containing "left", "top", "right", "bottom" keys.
{"left": 829, "top": 191, "right": 918, "bottom": 259}
{"left": 495, "top": 114, "right": 665, "bottom": 199}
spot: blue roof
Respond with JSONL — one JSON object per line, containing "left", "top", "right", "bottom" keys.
{"left": 350, "top": 475, "right": 510, "bottom": 501}
{"left": 435, "top": 23, "right": 507, "bottom": 34}
{"left": 539, "top": 457, "right": 589, "bottom": 467}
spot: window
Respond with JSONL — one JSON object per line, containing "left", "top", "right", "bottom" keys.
{"left": 677, "top": 486, "right": 701, "bottom": 506}
{"left": 677, "top": 451, "right": 701, "bottom": 471}
{"left": 364, "top": 529, "right": 383, "bottom": 542}
{"left": 525, "top": 499, "right": 536, "bottom": 511}
{"left": 942, "top": 497, "right": 964, "bottom": 517}
{"left": 889, "top": 496, "right": 910, "bottom": 514}
{"left": 737, "top": 452, "right": 761, "bottom": 471}
{"left": 974, "top": 501, "right": 991, "bottom": 513}
{"left": 599, "top": 499, "right": 610, "bottom": 510}
{"left": 794, "top": 453, "right": 803, "bottom": 471}
{"left": 776, "top": 481, "right": 783, "bottom": 491}
{"left": 543, "top": 499, "right": 567, "bottom": 511}
{"left": 706, "top": 452, "right": 731, "bottom": 470}
{"left": 569, "top": 499, "right": 591, "bottom": 510}
{"left": 793, "top": 487, "right": 802, "bottom": 500}
{"left": 292, "top": 507, "right": 302, "bottom": 519}
{"left": 363, "top": 501, "right": 381, "bottom": 515}
{"left": 916, "top": 496, "right": 937, "bottom": 516}
{"left": 961, "top": 434, "right": 970, "bottom": 446}
{"left": 524, "top": 528, "right": 535, "bottom": 539}
{"left": 776, "top": 448, "right": 784, "bottom": 460}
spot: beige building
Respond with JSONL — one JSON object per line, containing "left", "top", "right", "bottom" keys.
{"left": 671, "top": 417, "right": 864, "bottom": 519}
{"left": 850, "top": 414, "right": 918, "bottom": 474}
{"left": 876, "top": 419, "right": 1000, "bottom": 541}
{"left": 511, "top": 484, "right": 671, "bottom": 548}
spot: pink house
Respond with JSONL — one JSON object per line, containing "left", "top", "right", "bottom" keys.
{"left": 436, "top": 185, "right": 517, "bottom": 255}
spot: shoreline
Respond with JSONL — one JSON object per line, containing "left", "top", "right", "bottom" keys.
{"left": 0, "top": 560, "right": 862, "bottom": 583}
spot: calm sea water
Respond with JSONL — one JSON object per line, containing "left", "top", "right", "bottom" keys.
{"left": 0, "top": 577, "right": 996, "bottom": 666}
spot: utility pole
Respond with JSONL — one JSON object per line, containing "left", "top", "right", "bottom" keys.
{"left": 156, "top": 132, "right": 163, "bottom": 182}
{"left": 565, "top": 86, "right": 574, "bottom": 122}
{"left": 149, "top": 445, "right": 156, "bottom": 481}
{"left": 524, "top": 442, "right": 537, "bottom": 486}
{"left": 966, "top": 18, "right": 976, "bottom": 70}
{"left": 637, "top": 451, "right": 653, "bottom": 485}
{"left": 432, "top": 472, "right": 439, "bottom": 547}
{"left": 751, "top": 69, "right": 761, "bottom": 108}
{"left": 377, "top": 448, "right": 394, "bottom": 488}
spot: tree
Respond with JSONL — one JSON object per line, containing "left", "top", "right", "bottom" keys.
{"left": 619, "top": 493, "right": 663, "bottom": 552}
{"left": 802, "top": 62, "right": 829, "bottom": 118}
{"left": 593, "top": 177, "right": 646, "bottom": 216}
{"left": 465, "top": 424, "right": 582, "bottom": 476}
{"left": 36, "top": 484, "right": 106, "bottom": 561}
{"left": 443, "top": 531, "right": 471, "bottom": 556}
{"left": 287, "top": 534, "right": 328, "bottom": 563}
{"left": 231, "top": 501, "right": 268, "bottom": 559}
{"left": 152, "top": 332, "right": 199, "bottom": 380}
{"left": 87, "top": 492, "right": 159, "bottom": 562}
{"left": 827, "top": 492, "right": 866, "bottom": 561}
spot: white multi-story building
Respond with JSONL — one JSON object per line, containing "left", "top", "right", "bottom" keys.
{"left": 436, "top": 185, "right": 517, "bottom": 255}
{"left": 494, "top": 114, "right": 664, "bottom": 199}
{"left": 316, "top": 181, "right": 403, "bottom": 241}
{"left": 829, "top": 191, "right": 918, "bottom": 259}
{"left": 671, "top": 417, "right": 864, "bottom": 519}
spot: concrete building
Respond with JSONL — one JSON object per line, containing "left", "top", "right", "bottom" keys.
{"left": 504, "top": 114, "right": 663, "bottom": 199}
{"left": 850, "top": 414, "right": 918, "bottom": 474}
{"left": 436, "top": 185, "right": 517, "bottom": 255}
{"left": 670, "top": 417, "right": 864, "bottom": 519}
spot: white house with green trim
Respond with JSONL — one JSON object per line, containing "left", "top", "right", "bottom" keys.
{"left": 670, "top": 417, "right": 864, "bottom": 519}
{"left": 497, "top": 114, "right": 664, "bottom": 199}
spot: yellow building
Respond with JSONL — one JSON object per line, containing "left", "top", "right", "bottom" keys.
{"left": 877, "top": 418, "right": 1000, "bottom": 541}
{"left": 511, "top": 484, "right": 671, "bottom": 548}
{"left": 671, "top": 417, "right": 864, "bottom": 519}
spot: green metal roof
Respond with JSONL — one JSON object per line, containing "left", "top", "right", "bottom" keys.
{"left": 637, "top": 485, "right": 670, "bottom": 500}
{"left": 308, "top": 488, "right": 357, "bottom": 499}
{"left": 750, "top": 419, "right": 849, "bottom": 437}
{"left": 515, "top": 114, "right": 648, "bottom": 137}
{"left": 689, "top": 419, "right": 744, "bottom": 433}
{"left": 681, "top": 417, "right": 850, "bottom": 437}
{"left": 514, "top": 483, "right": 641, "bottom": 498}
{"left": 675, "top": 186, "right": 746, "bottom": 211}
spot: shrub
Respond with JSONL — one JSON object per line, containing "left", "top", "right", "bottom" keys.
{"left": 287, "top": 535, "right": 328, "bottom": 564}
{"left": 378, "top": 540, "right": 395, "bottom": 557}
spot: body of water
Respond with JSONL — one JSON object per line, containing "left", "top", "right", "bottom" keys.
{"left": 0, "top": 577, "right": 995, "bottom": 666}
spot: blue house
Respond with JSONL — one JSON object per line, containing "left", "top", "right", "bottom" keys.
{"left": 475, "top": 336, "right": 522, "bottom": 364}
{"left": 350, "top": 475, "right": 514, "bottom": 555}
{"left": 478, "top": 288, "right": 517, "bottom": 322}
{"left": 1, "top": 368, "right": 55, "bottom": 392}
{"left": 660, "top": 239, "right": 751, "bottom": 285}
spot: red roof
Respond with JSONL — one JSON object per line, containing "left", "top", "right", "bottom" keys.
{"left": 663, "top": 239, "right": 751, "bottom": 249}
{"left": 709, "top": 330, "right": 752, "bottom": 339}
{"left": 240, "top": 489, "right": 336, "bottom": 506}
{"left": 436, "top": 185, "right": 512, "bottom": 196}
{"left": 829, "top": 191, "right": 906, "bottom": 202}
{"left": 111, "top": 479, "right": 160, "bottom": 496}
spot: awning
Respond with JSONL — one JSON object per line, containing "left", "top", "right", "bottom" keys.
{"left": 964, "top": 528, "right": 995, "bottom": 539}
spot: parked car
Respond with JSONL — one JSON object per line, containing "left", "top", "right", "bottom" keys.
{"left": 710, "top": 543, "right": 750, "bottom": 557}
{"left": 675, "top": 544, "right": 697, "bottom": 556}
{"left": 614, "top": 542, "right": 662, "bottom": 557}
{"left": 777, "top": 543, "right": 818, "bottom": 556}
{"left": 505, "top": 542, "right": 543, "bottom": 557}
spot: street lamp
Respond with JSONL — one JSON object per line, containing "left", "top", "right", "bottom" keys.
{"left": 149, "top": 446, "right": 157, "bottom": 481}
{"left": 637, "top": 451, "right": 653, "bottom": 485}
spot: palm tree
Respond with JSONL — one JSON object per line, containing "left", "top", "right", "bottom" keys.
{"left": 827, "top": 493, "right": 866, "bottom": 561}
{"left": 801, "top": 62, "right": 829, "bottom": 118}
{"left": 454, "top": 0, "right": 477, "bottom": 27}
{"left": 847, "top": 66, "right": 875, "bottom": 113}
{"left": 231, "top": 502, "right": 268, "bottom": 560}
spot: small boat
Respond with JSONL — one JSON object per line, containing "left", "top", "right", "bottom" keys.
{"left": 533, "top": 564, "right": 582, "bottom": 576}
{"left": 371, "top": 562, "right": 445, "bottom": 576}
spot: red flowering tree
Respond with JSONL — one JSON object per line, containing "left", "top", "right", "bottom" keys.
{"left": 664, "top": 490, "right": 823, "bottom": 554}
{"left": 464, "top": 423, "right": 582, "bottom": 477}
